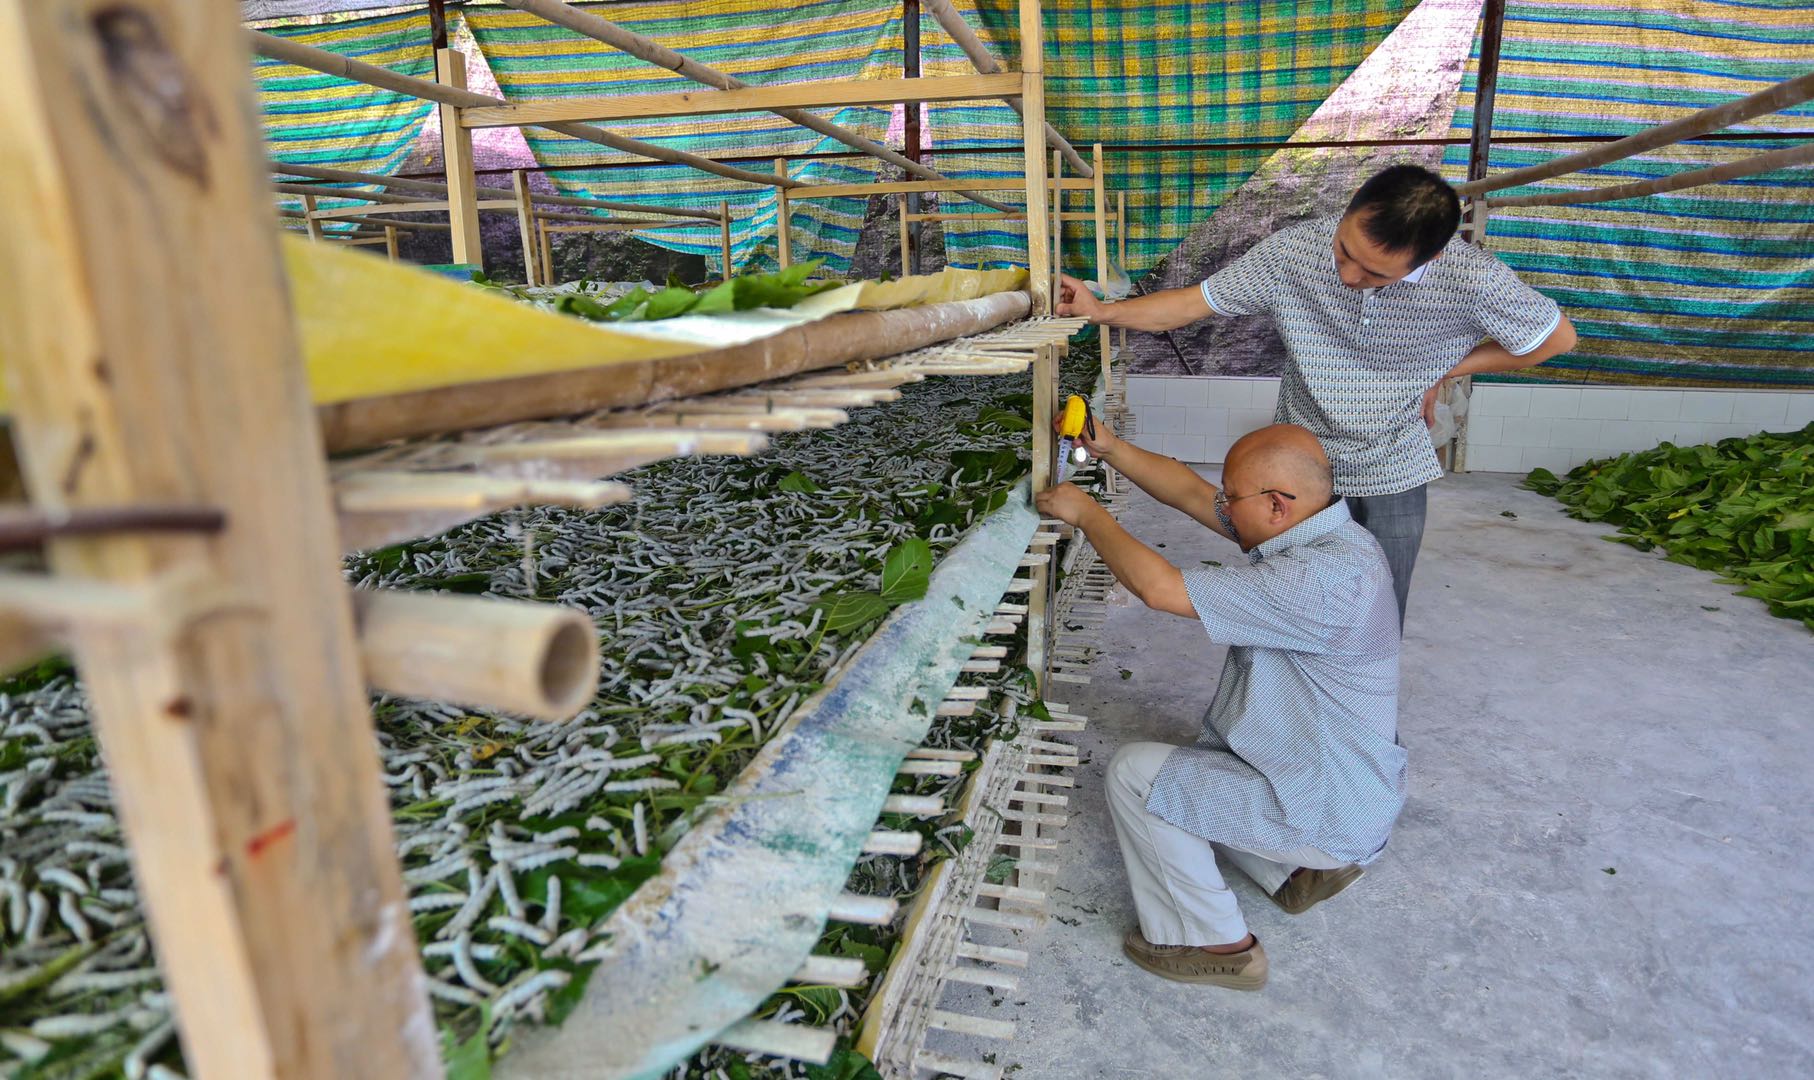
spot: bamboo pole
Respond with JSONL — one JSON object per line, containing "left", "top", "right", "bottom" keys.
{"left": 1115, "top": 191, "right": 1126, "bottom": 353}
{"left": 492, "top": 0, "right": 1015, "bottom": 213}
{"left": 921, "top": 0, "right": 1090, "bottom": 177}
{"left": 275, "top": 180, "right": 420, "bottom": 205}
{"left": 317, "top": 291, "right": 1031, "bottom": 452}
{"left": 719, "top": 200, "right": 733, "bottom": 280}
{"left": 1020, "top": 0, "right": 1051, "bottom": 316}
{"left": 775, "top": 158, "right": 793, "bottom": 268}
{"left": 1483, "top": 140, "right": 1814, "bottom": 207}
{"left": 386, "top": 225, "right": 401, "bottom": 261}
{"left": 0, "top": 4, "right": 437, "bottom": 1076}
{"left": 513, "top": 169, "right": 540, "bottom": 285}
{"left": 351, "top": 590, "right": 598, "bottom": 721}
{"left": 436, "top": 48, "right": 483, "bottom": 269}
{"left": 250, "top": 31, "right": 787, "bottom": 189}
{"left": 287, "top": 211, "right": 451, "bottom": 233}
{"left": 1091, "top": 143, "right": 1110, "bottom": 390}
{"left": 1458, "top": 70, "right": 1814, "bottom": 196}
{"left": 272, "top": 159, "right": 721, "bottom": 219}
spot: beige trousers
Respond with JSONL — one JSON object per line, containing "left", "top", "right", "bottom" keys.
{"left": 1105, "top": 741, "right": 1344, "bottom": 946}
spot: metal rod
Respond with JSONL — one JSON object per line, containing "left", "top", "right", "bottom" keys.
{"left": 427, "top": 0, "right": 448, "bottom": 51}
{"left": 1466, "top": 0, "right": 1506, "bottom": 185}
{"left": 0, "top": 505, "right": 227, "bottom": 551}
{"left": 271, "top": 159, "right": 721, "bottom": 220}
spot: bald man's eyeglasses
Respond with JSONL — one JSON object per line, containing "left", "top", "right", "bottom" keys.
{"left": 1214, "top": 488, "right": 1297, "bottom": 513}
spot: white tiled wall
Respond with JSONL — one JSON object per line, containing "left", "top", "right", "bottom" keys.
{"left": 1126, "top": 376, "right": 1280, "bottom": 463}
{"left": 1125, "top": 376, "right": 1813, "bottom": 470}
{"left": 1462, "top": 385, "right": 1814, "bottom": 474}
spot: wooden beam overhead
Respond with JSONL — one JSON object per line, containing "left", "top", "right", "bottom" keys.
{"left": 462, "top": 72, "right": 1022, "bottom": 128}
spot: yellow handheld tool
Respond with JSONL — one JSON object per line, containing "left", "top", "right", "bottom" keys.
{"left": 1056, "top": 395, "right": 1094, "bottom": 481}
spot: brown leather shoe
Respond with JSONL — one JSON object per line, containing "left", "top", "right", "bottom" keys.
{"left": 1271, "top": 865, "right": 1364, "bottom": 914}
{"left": 1121, "top": 929, "right": 1268, "bottom": 990}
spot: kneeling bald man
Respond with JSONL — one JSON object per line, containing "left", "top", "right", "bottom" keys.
{"left": 1036, "top": 423, "right": 1404, "bottom": 990}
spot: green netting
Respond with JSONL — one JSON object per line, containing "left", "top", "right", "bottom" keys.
{"left": 927, "top": 0, "right": 1420, "bottom": 275}
{"left": 464, "top": 0, "right": 906, "bottom": 276}
{"left": 257, "top": 9, "right": 439, "bottom": 233}
{"left": 1440, "top": 0, "right": 1814, "bottom": 388}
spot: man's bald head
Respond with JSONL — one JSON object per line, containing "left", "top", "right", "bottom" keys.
{"left": 1226, "top": 425, "right": 1334, "bottom": 507}
{"left": 1219, "top": 425, "right": 1334, "bottom": 548}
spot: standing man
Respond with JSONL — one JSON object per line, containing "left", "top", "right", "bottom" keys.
{"left": 1036, "top": 424, "right": 1403, "bottom": 990}
{"left": 1057, "top": 164, "right": 1577, "bottom": 626}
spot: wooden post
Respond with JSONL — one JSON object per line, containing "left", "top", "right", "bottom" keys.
{"left": 300, "top": 192, "right": 325, "bottom": 241}
{"left": 1091, "top": 143, "right": 1110, "bottom": 389}
{"left": 1028, "top": 343, "right": 1056, "bottom": 691}
{"left": 1019, "top": 0, "right": 1051, "bottom": 315}
{"left": 775, "top": 158, "right": 793, "bottom": 268}
{"left": 0, "top": 4, "right": 439, "bottom": 1077}
{"left": 899, "top": 193, "right": 913, "bottom": 278}
{"left": 512, "top": 168, "right": 540, "bottom": 285}
{"left": 436, "top": 47, "right": 483, "bottom": 269}
{"left": 719, "top": 200, "right": 734, "bottom": 281}
{"left": 1115, "top": 191, "right": 1127, "bottom": 353}
{"left": 385, "top": 224, "right": 401, "bottom": 262}
{"left": 538, "top": 217, "right": 555, "bottom": 284}
{"left": 1050, "top": 149, "right": 1063, "bottom": 309}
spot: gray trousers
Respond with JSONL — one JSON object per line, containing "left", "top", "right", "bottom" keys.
{"left": 1345, "top": 484, "right": 1427, "bottom": 631}
{"left": 1106, "top": 743, "right": 1344, "bottom": 946}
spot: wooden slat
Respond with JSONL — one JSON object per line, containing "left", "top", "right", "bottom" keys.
{"left": 436, "top": 48, "right": 482, "bottom": 269}
{"left": 0, "top": 4, "right": 436, "bottom": 1075}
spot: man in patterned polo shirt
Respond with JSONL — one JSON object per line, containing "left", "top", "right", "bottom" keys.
{"left": 1057, "top": 164, "right": 1577, "bottom": 626}
{"left": 1037, "top": 424, "right": 1402, "bottom": 990}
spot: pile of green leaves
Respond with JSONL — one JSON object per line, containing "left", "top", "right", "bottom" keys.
{"left": 1524, "top": 423, "right": 1814, "bottom": 630}
{"left": 549, "top": 262, "right": 837, "bottom": 324}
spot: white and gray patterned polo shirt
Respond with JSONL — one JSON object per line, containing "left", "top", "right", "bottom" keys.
{"left": 1200, "top": 215, "right": 1562, "bottom": 497}
{"left": 1146, "top": 500, "right": 1405, "bottom": 864}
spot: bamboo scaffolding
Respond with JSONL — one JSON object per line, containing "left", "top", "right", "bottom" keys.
{"left": 249, "top": 31, "right": 786, "bottom": 189}
{"left": 1458, "top": 70, "right": 1814, "bottom": 196}
{"left": 491, "top": 0, "right": 1015, "bottom": 213}
{"left": 791, "top": 176, "right": 1092, "bottom": 200}
{"left": 1482, "top": 140, "right": 1814, "bottom": 207}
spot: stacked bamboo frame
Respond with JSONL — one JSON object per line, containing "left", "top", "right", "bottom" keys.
{"left": 0, "top": 1, "right": 1132, "bottom": 1077}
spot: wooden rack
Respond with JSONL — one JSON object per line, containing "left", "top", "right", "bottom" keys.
{"left": 0, "top": 1, "right": 1120, "bottom": 1076}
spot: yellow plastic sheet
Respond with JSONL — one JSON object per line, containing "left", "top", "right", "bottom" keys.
{"left": 0, "top": 242, "right": 1028, "bottom": 412}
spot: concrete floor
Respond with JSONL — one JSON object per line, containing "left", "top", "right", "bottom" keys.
{"left": 929, "top": 471, "right": 1812, "bottom": 1079}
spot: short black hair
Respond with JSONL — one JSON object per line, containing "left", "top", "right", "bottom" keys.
{"left": 1345, "top": 165, "right": 1462, "bottom": 267}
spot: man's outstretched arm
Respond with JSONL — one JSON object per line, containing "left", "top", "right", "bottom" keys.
{"left": 1067, "top": 418, "right": 1235, "bottom": 542}
{"left": 1055, "top": 273, "right": 1213, "bottom": 332}
{"left": 1035, "top": 485, "right": 1196, "bottom": 617}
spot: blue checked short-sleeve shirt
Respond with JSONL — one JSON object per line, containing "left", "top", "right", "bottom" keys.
{"left": 1200, "top": 215, "right": 1562, "bottom": 497}
{"left": 1144, "top": 500, "right": 1407, "bottom": 864}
